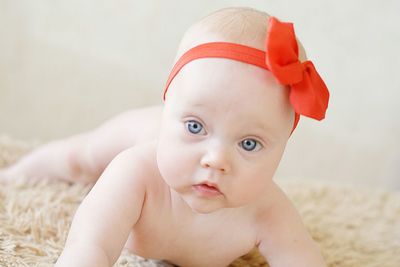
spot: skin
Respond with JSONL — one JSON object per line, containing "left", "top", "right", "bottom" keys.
{"left": 0, "top": 7, "right": 324, "bottom": 264}
{"left": 0, "top": 58, "right": 325, "bottom": 266}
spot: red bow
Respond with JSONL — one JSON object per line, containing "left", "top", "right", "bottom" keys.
{"left": 266, "top": 17, "right": 329, "bottom": 121}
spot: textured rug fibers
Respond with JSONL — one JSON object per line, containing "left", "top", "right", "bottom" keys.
{"left": 0, "top": 135, "right": 399, "bottom": 267}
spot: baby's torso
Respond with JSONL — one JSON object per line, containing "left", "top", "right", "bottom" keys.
{"left": 123, "top": 161, "right": 259, "bottom": 267}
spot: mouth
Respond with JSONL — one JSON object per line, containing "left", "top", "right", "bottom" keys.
{"left": 193, "top": 182, "right": 222, "bottom": 197}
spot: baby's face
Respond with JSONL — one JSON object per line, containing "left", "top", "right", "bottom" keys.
{"left": 157, "top": 59, "right": 294, "bottom": 213}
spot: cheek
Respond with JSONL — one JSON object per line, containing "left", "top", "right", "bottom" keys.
{"left": 228, "top": 171, "right": 274, "bottom": 207}
{"left": 239, "top": 170, "right": 270, "bottom": 196}
{"left": 260, "top": 142, "right": 287, "bottom": 178}
{"left": 232, "top": 148, "right": 285, "bottom": 199}
{"left": 156, "top": 124, "right": 198, "bottom": 186}
{"left": 157, "top": 134, "right": 180, "bottom": 182}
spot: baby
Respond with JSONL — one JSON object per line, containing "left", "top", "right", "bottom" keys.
{"left": 0, "top": 7, "right": 329, "bottom": 267}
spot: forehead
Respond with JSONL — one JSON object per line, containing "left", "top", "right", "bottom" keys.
{"left": 172, "top": 58, "right": 291, "bottom": 113}
{"left": 166, "top": 59, "right": 294, "bottom": 131}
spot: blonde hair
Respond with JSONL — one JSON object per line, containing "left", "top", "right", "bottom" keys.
{"left": 175, "top": 7, "right": 306, "bottom": 63}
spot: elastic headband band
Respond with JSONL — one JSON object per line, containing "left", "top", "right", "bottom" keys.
{"left": 163, "top": 17, "right": 329, "bottom": 133}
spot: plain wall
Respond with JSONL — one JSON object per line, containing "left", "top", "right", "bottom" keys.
{"left": 1, "top": 0, "right": 399, "bottom": 189}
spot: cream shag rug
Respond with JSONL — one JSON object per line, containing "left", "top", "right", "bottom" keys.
{"left": 0, "top": 135, "right": 399, "bottom": 267}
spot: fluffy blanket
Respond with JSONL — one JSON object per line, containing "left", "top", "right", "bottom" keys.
{"left": 0, "top": 136, "right": 399, "bottom": 267}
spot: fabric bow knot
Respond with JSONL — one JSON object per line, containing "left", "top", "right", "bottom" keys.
{"left": 266, "top": 17, "right": 329, "bottom": 121}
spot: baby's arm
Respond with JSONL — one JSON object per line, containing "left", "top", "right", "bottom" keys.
{"left": 55, "top": 146, "right": 148, "bottom": 266}
{"left": 257, "top": 183, "right": 326, "bottom": 267}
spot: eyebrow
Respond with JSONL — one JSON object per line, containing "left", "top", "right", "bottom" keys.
{"left": 184, "top": 102, "right": 216, "bottom": 113}
{"left": 191, "top": 103, "right": 207, "bottom": 108}
{"left": 249, "top": 121, "right": 279, "bottom": 141}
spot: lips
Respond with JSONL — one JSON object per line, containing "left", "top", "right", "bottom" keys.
{"left": 193, "top": 182, "right": 222, "bottom": 197}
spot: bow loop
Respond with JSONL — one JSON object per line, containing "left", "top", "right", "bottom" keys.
{"left": 265, "top": 17, "right": 329, "bottom": 121}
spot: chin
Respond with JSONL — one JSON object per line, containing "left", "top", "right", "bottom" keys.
{"left": 190, "top": 205, "right": 223, "bottom": 214}
{"left": 185, "top": 197, "right": 225, "bottom": 214}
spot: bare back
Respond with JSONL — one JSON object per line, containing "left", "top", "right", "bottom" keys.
{"left": 80, "top": 105, "right": 164, "bottom": 178}
{"left": 0, "top": 105, "right": 163, "bottom": 184}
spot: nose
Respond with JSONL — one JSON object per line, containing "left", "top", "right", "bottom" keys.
{"left": 200, "top": 143, "right": 231, "bottom": 173}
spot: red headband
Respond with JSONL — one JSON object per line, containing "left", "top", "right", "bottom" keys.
{"left": 163, "top": 17, "right": 329, "bottom": 133}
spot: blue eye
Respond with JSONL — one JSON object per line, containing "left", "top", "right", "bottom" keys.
{"left": 185, "top": 120, "right": 204, "bottom": 134}
{"left": 240, "top": 139, "right": 262, "bottom": 152}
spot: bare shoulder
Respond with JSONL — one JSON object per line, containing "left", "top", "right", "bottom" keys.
{"left": 107, "top": 140, "right": 171, "bottom": 201}
{"left": 254, "top": 182, "right": 297, "bottom": 221}
{"left": 255, "top": 182, "right": 325, "bottom": 266}
{"left": 86, "top": 141, "right": 161, "bottom": 218}
{"left": 254, "top": 182, "right": 309, "bottom": 244}
{"left": 107, "top": 140, "right": 159, "bottom": 182}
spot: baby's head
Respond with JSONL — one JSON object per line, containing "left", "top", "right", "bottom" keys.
{"left": 156, "top": 7, "right": 329, "bottom": 213}
{"left": 174, "top": 7, "right": 307, "bottom": 66}
{"left": 165, "top": 7, "right": 297, "bottom": 133}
